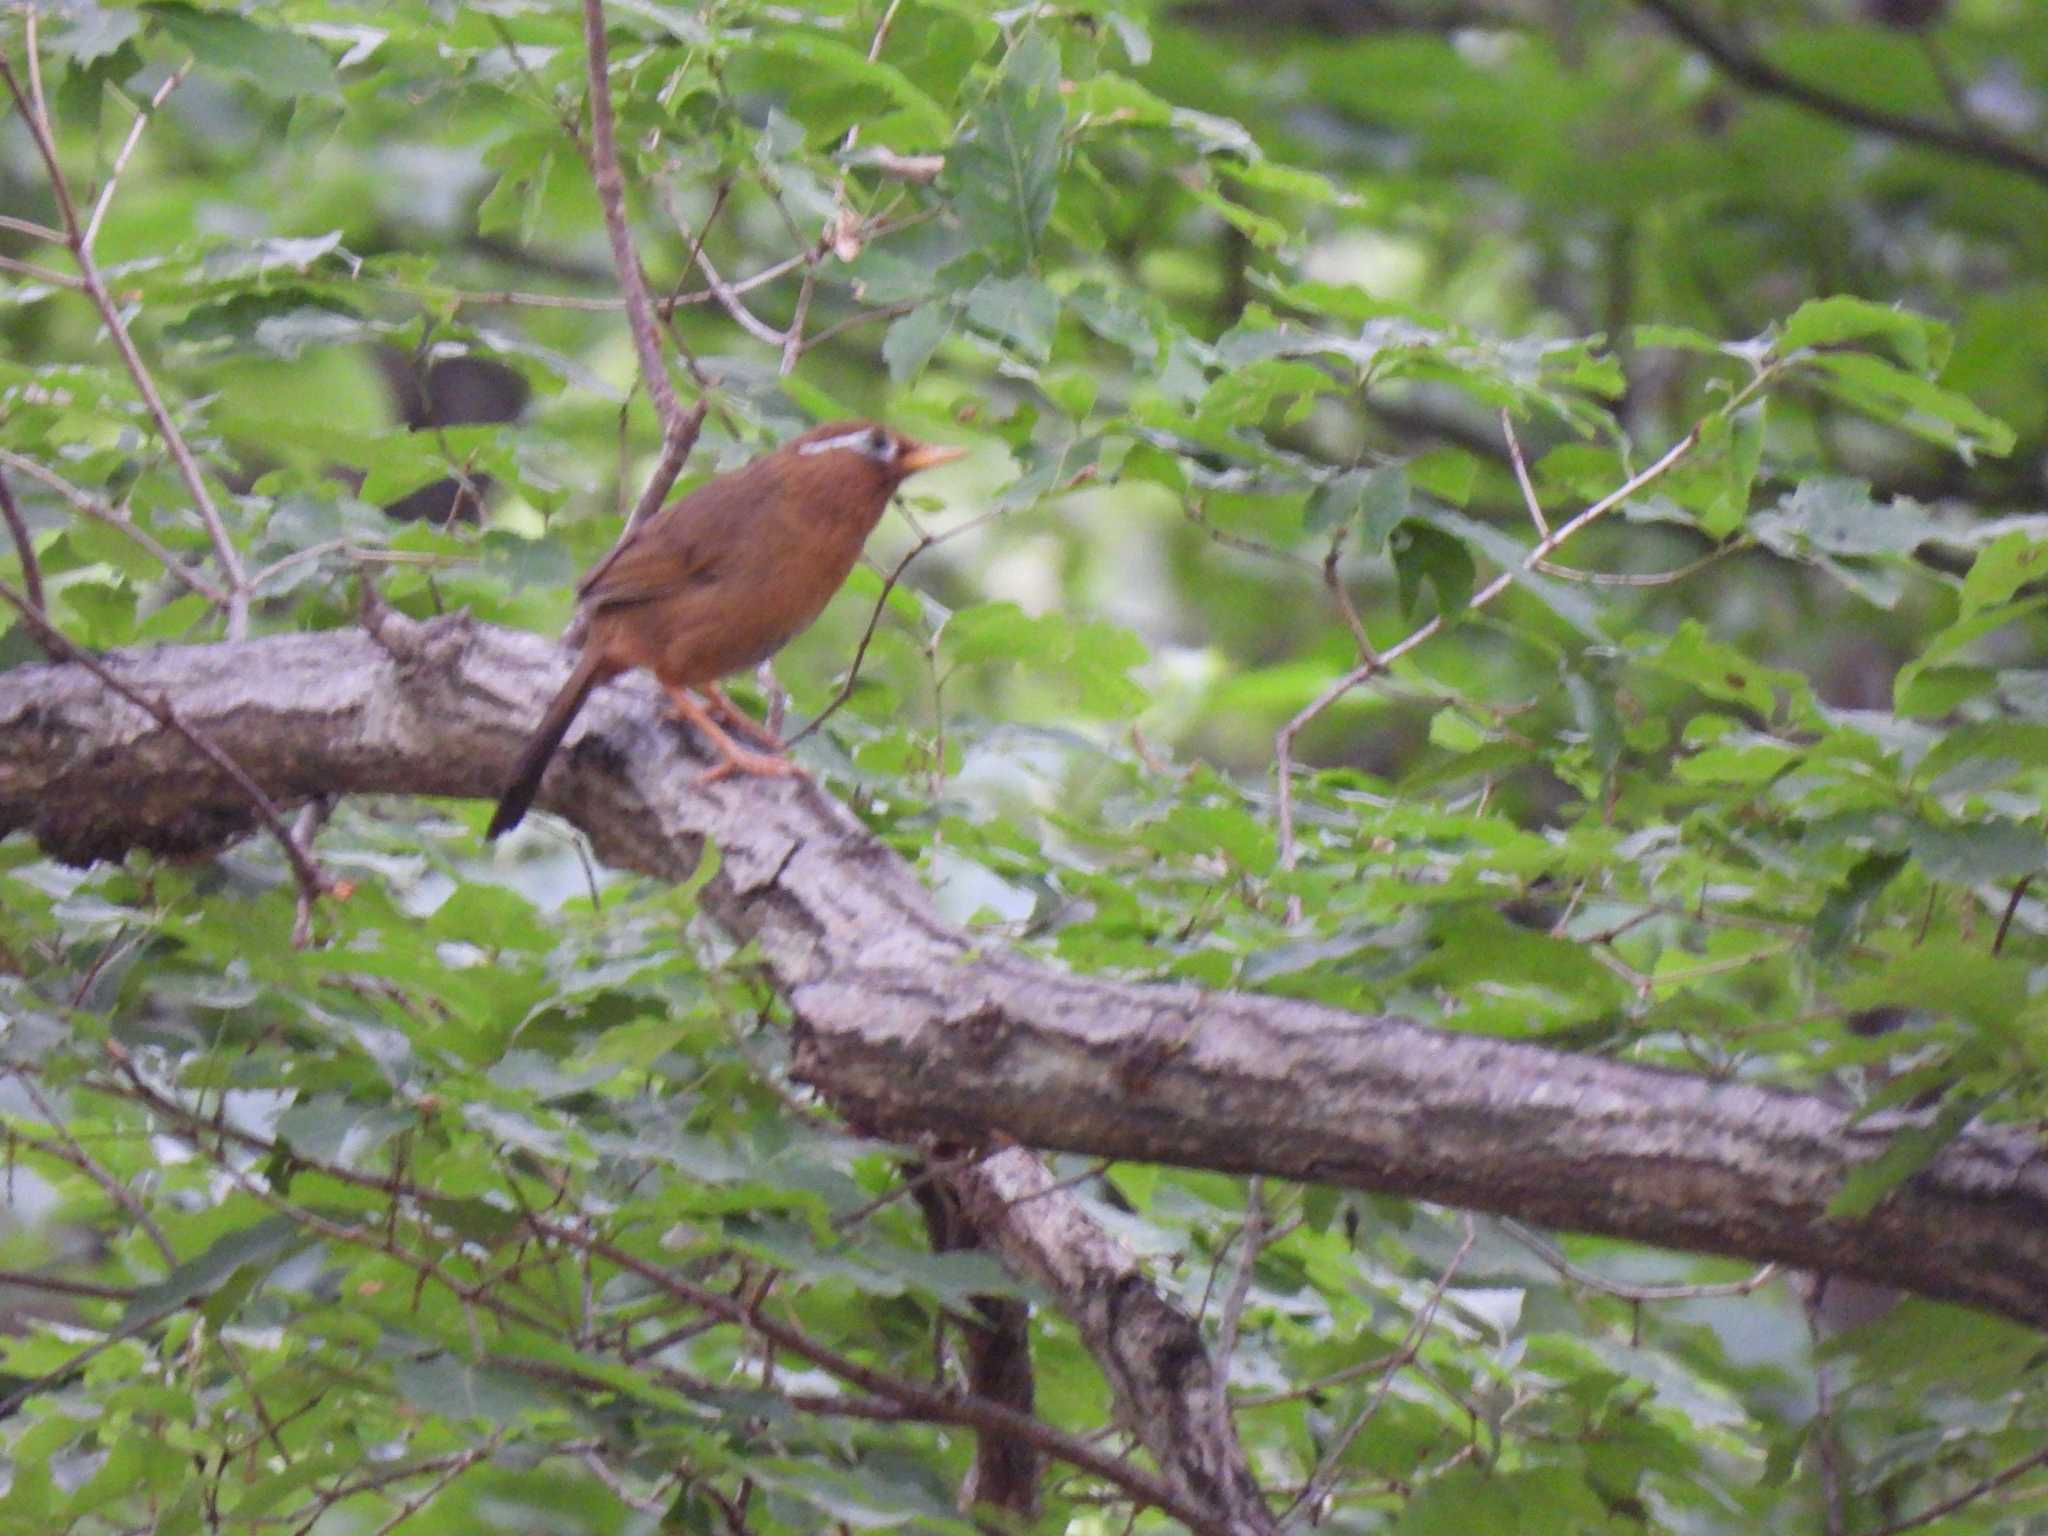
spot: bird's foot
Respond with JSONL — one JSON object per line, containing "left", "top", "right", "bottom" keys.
{"left": 694, "top": 747, "right": 809, "bottom": 786}
{"left": 663, "top": 683, "right": 807, "bottom": 786}
{"left": 702, "top": 684, "right": 785, "bottom": 750}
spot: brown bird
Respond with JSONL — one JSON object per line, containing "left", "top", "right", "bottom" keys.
{"left": 486, "top": 421, "right": 964, "bottom": 839}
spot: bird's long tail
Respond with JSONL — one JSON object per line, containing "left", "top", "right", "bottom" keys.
{"left": 487, "top": 652, "right": 610, "bottom": 840}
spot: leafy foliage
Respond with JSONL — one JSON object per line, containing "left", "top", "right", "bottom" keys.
{"left": 3, "top": 0, "right": 2048, "bottom": 1532}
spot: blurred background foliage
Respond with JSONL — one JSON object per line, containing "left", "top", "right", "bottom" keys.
{"left": 3, "top": 0, "right": 2048, "bottom": 1531}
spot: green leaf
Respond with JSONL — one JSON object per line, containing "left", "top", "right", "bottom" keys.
{"left": 1390, "top": 521, "right": 1474, "bottom": 618}
{"left": 941, "top": 601, "right": 1148, "bottom": 716}
{"left": 389, "top": 1356, "right": 556, "bottom": 1428}
{"left": 1896, "top": 597, "right": 2048, "bottom": 717}
{"left": 737, "top": 33, "right": 951, "bottom": 146}
{"left": 148, "top": 4, "right": 338, "bottom": 97}
{"left": 1960, "top": 530, "right": 2048, "bottom": 616}
{"left": 1750, "top": 477, "right": 1930, "bottom": 558}
{"left": 1811, "top": 850, "right": 1909, "bottom": 961}
{"left": 964, "top": 275, "right": 1057, "bottom": 361}
{"left": 1807, "top": 351, "right": 2016, "bottom": 458}
{"left": 1307, "top": 464, "right": 1408, "bottom": 540}
{"left": 1778, "top": 296, "right": 1949, "bottom": 373}
{"left": 1653, "top": 620, "right": 1797, "bottom": 716}
{"left": 944, "top": 31, "right": 1062, "bottom": 272}
{"left": 1829, "top": 1095, "right": 1985, "bottom": 1220}
{"left": 883, "top": 303, "right": 953, "bottom": 385}
{"left": 123, "top": 1216, "right": 305, "bottom": 1327}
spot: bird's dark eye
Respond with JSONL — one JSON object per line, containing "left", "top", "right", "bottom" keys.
{"left": 865, "top": 428, "right": 895, "bottom": 462}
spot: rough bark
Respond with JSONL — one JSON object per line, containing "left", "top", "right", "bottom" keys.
{"left": 952, "top": 1149, "right": 1277, "bottom": 1534}
{"left": 4, "top": 612, "right": 2048, "bottom": 1337}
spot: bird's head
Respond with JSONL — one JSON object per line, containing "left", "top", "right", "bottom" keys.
{"left": 782, "top": 420, "right": 966, "bottom": 517}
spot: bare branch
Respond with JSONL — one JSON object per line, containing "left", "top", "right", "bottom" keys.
{"left": 0, "top": 469, "right": 46, "bottom": 625}
{"left": 577, "top": 0, "right": 692, "bottom": 446}
{"left": 0, "top": 1266, "right": 136, "bottom": 1303}
{"left": 83, "top": 69, "right": 186, "bottom": 254}
{"left": 0, "top": 447, "right": 229, "bottom": 609}
{"left": 1277, "top": 402, "right": 1735, "bottom": 869}
{"left": 1501, "top": 408, "right": 1548, "bottom": 536}
{"left": 0, "top": 251, "right": 81, "bottom": 288}
{"left": 1632, "top": 0, "right": 2048, "bottom": 191}
{"left": 1501, "top": 1220, "right": 1778, "bottom": 1302}
{"left": 1286, "top": 1215, "right": 1475, "bottom": 1526}
{"left": 0, "top": 212, "right": 63, "bottom": 242}
{"left": 1862, "top": 1442, "right": 2048, "bottom": 1536}
{"left": 0, "top": 40, "right": 250, "bottom": 633}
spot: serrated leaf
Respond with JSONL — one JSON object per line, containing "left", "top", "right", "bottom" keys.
{"left": 1778, "top": 296, "right": 1949, "bottom": 373}
{"left": 1960, "top": 530, "right": 2048, "bottom": 616}
{"left": 882, "top": 303, "right": 953, "bottom": 385}
{"left": 1808, "top": 352, "right": 2015, "bottom": 458}
{"left": 1750, "top": 477, "right": 1929, "bottom": 558}
{"left": 963, "top": 275, "right": 1057, "bottom": 361}
{"left": 148, "top": 4, "right": 338, "bottom": 97}
{"left": 1390, "top": 521, "right": 1473, "bottom": 619}
{"left": 944, "top": 32, "right": 1062, "bottom": 272}
{"left": 1811, "top": 850, "right": 1909, "bottom": 961}
{"left": 123, "top": 1216, "right": 305, "bottom": 1327}
{"left": 1308, "top": 464, "right": 1408, "bottom": 540}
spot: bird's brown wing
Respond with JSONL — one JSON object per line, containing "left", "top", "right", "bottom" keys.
{"left": 575, "top": 457, "right": 776, "bottom": 613}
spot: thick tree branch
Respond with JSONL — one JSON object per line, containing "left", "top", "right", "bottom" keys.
{"left": 952, "top": 1149, "right": 1278, "bottom": 1534}
{"left": 3, "top": 618, "right": 2046, "bottom": 1333}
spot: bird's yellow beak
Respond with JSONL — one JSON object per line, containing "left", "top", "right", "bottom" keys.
{"left": 897, "top": 440, "right": 969, "bottom": 474}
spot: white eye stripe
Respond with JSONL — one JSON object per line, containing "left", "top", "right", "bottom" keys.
{"left": 797, "top": 428, "right": 898, "bottom": 462}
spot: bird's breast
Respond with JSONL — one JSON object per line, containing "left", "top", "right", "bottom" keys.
{"left": 617, "top": 506, "right": 876, "bottom": 686}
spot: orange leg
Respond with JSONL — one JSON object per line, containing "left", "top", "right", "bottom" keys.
{"left": 662, "top": 684, "right": 807, "bottom": 785}
{"left": 701, "top": 683, "right": 785, "bottom": 751}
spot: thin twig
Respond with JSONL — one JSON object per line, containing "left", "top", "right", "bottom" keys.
{"left": 1321, "top": 524, "right": 1377, "bottom": 662}
{"left": 779, "top": 260, "right": 816, "bottom": 375}
{"left": 1214, "top": 1178, "right": 1264, "bottom": 1369}
{"left": 686, "top": 245, "right": 790, "bottom": 347}
{"left": 248, "top": 538, "right": 356, "bottom": 593}
{"left": 0, "top": 1266, "right": 136, "bottom": 1302}
{"left": 1183, "top": 498, "right": 1316, "bottom": 570}
{"left": 620, "top": 400, "right": 707, "bottom": 538}
{"left": 1632, "top": 0, "right": 2048, "bottom": 191}
{"left": 0, "top": 39, "right": 250, "bottom": 634}
{"left": 786, "top": 505, "right": 1007, "bottom": 747}
{"left": 577, "top": 0, "right": 702, "bottom": 532}
{"left": 99, "top": 1071, "right": 1231, "bottom": 1536}
{"left": 1862, "top": 1443, "right": 2048, "bottom": 1536}
{"left": 1285, "top": 1215, "right": 1477, "bottom": 1526}
{"left": 1993, "top": 875, "right": 2032, "bottom": 957}
{"left": 0, "top": 447, "right": 228, "bottom": 607}
{"left": 797, "top": 298, "right": 919, "bottom": 355}
{"left": 1501, "top": 1220, "right": 1777, "bottom": 1302}
{"left": 1534, "top": 542, "right": 1738, "bottom": 586}
{"left": 289, "top": 798, "right": 336, "bottom": 948}
{"left": 83, "top": 69, "right": 186, "bottom": 254}
{"left": 0, "top": 469, "right": 46, "bottom": 622}
{"left": 7, "top": 1076, "right": 177, "bottom": 1266}
{"left": 0, "top": 580, "right": 334, "bottom": 923}
{"left": 1275, "top": 406, "right": 1732, "bottom": 871}
{"left": 0, "top": 251, "right": 82, "bottom": 287}
{"left": 367, "top": 1438, "right": 501, "bottom": 1536}
{"left": 0, "top": 212, "right": 62, "bottom": 242}
{"left": 1501, "top": 409, "right": 1549, "bottom": 536}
